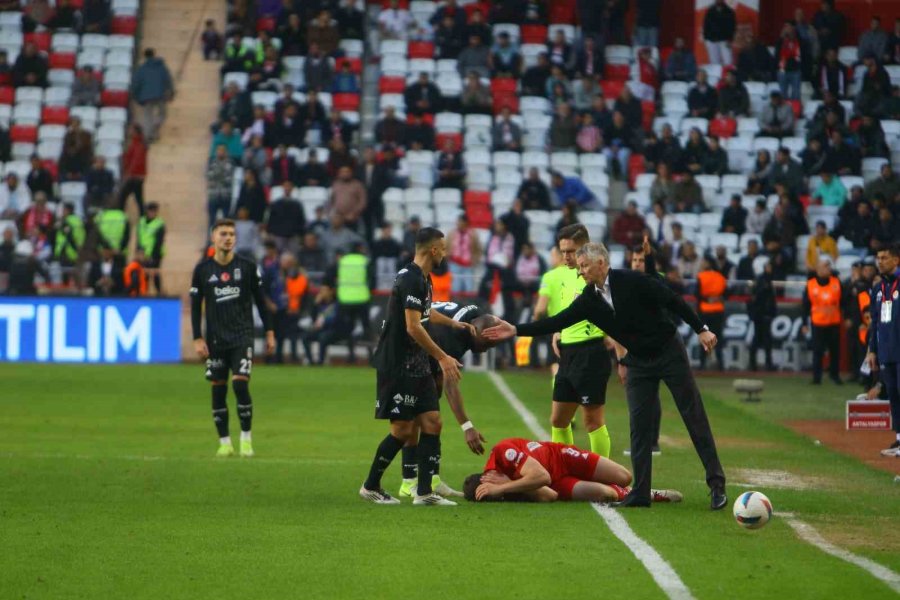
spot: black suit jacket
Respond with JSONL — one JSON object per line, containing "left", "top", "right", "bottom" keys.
{"left": 516, "top": 269, "right": 706, "bottom": 359}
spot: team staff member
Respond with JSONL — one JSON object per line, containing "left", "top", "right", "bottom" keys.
{"left": 484, "top": 243, "right": 727, "bottom": 510}
{"left": 629, "top": 238, "right": 662, "bottom": 456}
{"left": 696, "top": 258, "right": 727, "bottom": 370}
{"left": 137, "top": 202, "right": 166, "bottom": 294}
{"left": 866, "top": 244, "right": 900, "bottom": 457}
{"left": 359, "top": 227, "right": 475, "bottom": 506}
{"left": 802, "top": 258, "right": 843, "bottom": 385}
{"left": 530, "top": 225, "right": 613, "bottom": 458}
{"left": 191, "top": 219, "right": 275, "bottom": 458}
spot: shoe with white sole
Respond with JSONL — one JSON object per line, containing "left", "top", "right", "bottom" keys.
{"left": 413, "top": 492, "right": 457, "bottom": 506}
{"left": 651, "top": 489, "right": 684, "bottom": 503}
{"left": 880, "top": 440, "right": 900, "bottom": 457}
{"left": 359, "top": 485, "right": 401, "bottom": 504}
{"left": 433, "top": 477, "right": 464, "bottom": 498}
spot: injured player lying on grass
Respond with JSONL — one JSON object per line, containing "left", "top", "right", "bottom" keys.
{"left": 462, "top": 438, "right": 683, "bottom": 503}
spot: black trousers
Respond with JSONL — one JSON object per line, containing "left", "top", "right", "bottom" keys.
{"left": 339, "top": 302, "right": 370, "bottom": 363}
{"left": 811, "top": 324, "right": 841, "bottom": 382}
{"left": 750, "top": 317, "right": 773, "bottom": 370}
{"left": 273, "top": 310, "right": 299, "bottom": 363}
{"left": 698, "top": 311, "right": 725, "bottom": 369}
{"left": 118, "top": 177, "right": 145, "bottom": 215}
{"left": 623, "top": 334, "right": 725, "bottom": 501}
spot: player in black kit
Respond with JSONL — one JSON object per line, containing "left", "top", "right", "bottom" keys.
{"left": 360, "top": 227, "right": 476, "bottom": 506}
{"left": 190, "top": 219, "right": 275, "bottom": 458}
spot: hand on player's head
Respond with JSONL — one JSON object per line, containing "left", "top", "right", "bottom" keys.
{"left": 482, "top": 319, "right": 515, "bottom": 341}
{"left": 469, "top": 314, "right": 501, "bottom": 352}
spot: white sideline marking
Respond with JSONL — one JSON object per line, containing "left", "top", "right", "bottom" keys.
{"left": 782, "top": 514, "right": 900, "bottom": 594}
{"left": 487, "top": 372, "right": 697, "bottom": 600}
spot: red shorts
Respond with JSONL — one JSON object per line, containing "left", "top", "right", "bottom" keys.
{"left": 549, "top": 449, "right": 602, "bottom": 500}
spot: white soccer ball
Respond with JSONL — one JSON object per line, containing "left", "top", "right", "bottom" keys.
{"left": 732, "top": 491, "right": 773, "bottom": 529}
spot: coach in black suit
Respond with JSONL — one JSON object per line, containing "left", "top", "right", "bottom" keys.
{"left": 485, "top": 242, "right": 727, "bottom": 510}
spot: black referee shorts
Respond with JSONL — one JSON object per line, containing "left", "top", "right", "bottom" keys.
{"left": 206, "top": 345, "right": 254, "bottom": 381}
{"left": 553, "top": 339, "right": 612, "bottom": 406}
{"left": 375, "top": 369, "right": 440, "bottom": 421}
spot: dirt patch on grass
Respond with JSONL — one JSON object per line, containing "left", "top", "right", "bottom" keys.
{"left": 786, "top": 420, "right": 900, "bottom": 476}
{"left": 732, "top": 468, "right": 835, "bottom": 490}
{"left": 813, "top": 516, "right": 900, "bottom": 553}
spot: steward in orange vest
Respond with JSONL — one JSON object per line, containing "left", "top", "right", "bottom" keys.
{"left": 696, "top": 259, "right": 727, "bottom": 370}
{"left": 803, "top": 258, "right": 843, "bottom": 384}
{"left": 123, "top": 249, "right": 149, "bottom": 297}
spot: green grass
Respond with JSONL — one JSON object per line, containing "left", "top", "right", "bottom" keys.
{"left": 1, "top": 364, "right": 899, "bottom": 599}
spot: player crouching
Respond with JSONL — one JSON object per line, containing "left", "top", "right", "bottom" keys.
{"left": 462, "top": 438, "right": 683, "bottom": 504}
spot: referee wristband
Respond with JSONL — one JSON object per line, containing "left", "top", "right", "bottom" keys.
{"left": 461, "top": 421, "right": 474, "bottom": 432}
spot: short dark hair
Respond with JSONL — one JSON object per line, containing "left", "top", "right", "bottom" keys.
{"left": 212, "top": 218, "right": 235, "bottom": 231}
{"left": 632, "top": 244, "right": 646, "bottom": 254}
{"left": 146, "top": 202, "right": 160, "bottom": 212}
{"left": 879, "top": 243, "right": 900, "bottom": 258}
{"left": 144, "top": 48, "right": 155, "bottom": 59}
{"left": 557, "top": 223, "right": 589, "bottom": 245}
{"left": 463, "top": 474, "right": 482, "bottom": 501}
{"left": 415, "top": 227, "right": 444, "bottom": 249}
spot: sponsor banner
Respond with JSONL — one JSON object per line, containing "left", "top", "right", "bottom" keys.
{"left": 0, "top": 297, "right": 181, "bottom": 364}
{"left": 846, "top": 400, "right": 892, "bottom": 431}
{"left": 694, "top": 0, "right": 759, "bottom": 65}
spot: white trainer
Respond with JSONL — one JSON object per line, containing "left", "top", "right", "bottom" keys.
{"left": 413, "top": 492, "right": 458, "bottom": 506}
{"left": 359, "top": 485, "right": 401, "bottom": 505}
{"left": 651, "top": 489, "right": 684, "bottom": 503}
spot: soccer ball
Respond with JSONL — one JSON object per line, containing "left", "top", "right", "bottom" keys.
{"left": 732, "top": 491, "right": 773, "bottom": 529}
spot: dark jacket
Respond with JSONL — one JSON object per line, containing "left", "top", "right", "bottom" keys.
{"left": 703, "top": 3, "right": 736, "bottom": 43}
{"left": 266, "top": 198, "right": 306, "bottom": 238}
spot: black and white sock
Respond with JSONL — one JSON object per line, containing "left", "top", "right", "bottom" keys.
{"left": 364, "top": 435, "right": 404, "bottom": 491}
{"left": 401, "top": 445, "right": 418, "bottom": 480}
{"left": 416, "top": 433, "right": 441, "bottom": 496}
{"left": 232, "top": 379, "right": 253, "bottom": 434}
{"left": 211, "top": 384, "right": 229, "bottom": 441}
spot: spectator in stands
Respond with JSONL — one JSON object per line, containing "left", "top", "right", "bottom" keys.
{"left": 806, "top": 220, "right": 838, "bottom": 273}
{"left": 682, "top": 128, "right": 709, "bottom": 175}
{"left": 85, "top": 156, "right": 114, "bottom": 209}
{"left": 458, "top": 34, "right": 491, "bottom": 79}
{"left": 574, "top": 36, "right": 603, "bottom": 79}
{"left": 635, "top": 47, "right": 660, "bottom": 101}
{"left": 645, "top": 201, "right": 675, "bottom": 244}
{"left": 47, "top": 0, "right": 76, "bottom": 29}
{"left": 133, "top": 49, "right": 174, "bottom": 143}
{"left": 512, "top": 241, "right": 546, "bottom": 305}
{"left": 517, "top": 167, "right": 551, "bottom": 210}
{"left": 210, "top": 120, "right": 244, "bottom": 163}
{"left": 552, "top": 200, "right": 578, "bottom": 236}
{"left": 546, "top": 66, "right": 572, "bottom": 103}
{"left": 447, "top": 214, "right": 482, "bottom": 293}
{"left": 703, "top": 0, "right": 736, "bottom": 65}
{"left": 888, "top": 18, "right": 900, "bottom": 64}
{"left": 434, "top": 14, "right": 465, "bottom": 59}
{"left": 672, "top": 171, "right": 706, "bottom": 213}
{"left": 236, "top": 168, "right": 267, "bottom": 223}
{"left": 747, "top": 260, "right": 777, "bottom": 370}
{"left": 0, "top": 227, "right": 15, "bottom": 281}
{"left": 299, "top": 285, "right": 339, "bottom": 365}
{"left": 825, "top": 130, "right": 859, "bottom": 175}
{"left": 242, "top": 135, "right": 269, "bottom": 185}
{"left": 747, "top": 149, "right": 774, "bottom": 195}
{"left": 762, "top": 204, "right": 797, "bottom": 261}
{"left": 817, "top": 48, "right": 848, "bottom": 98}
{"left": 298, "top": 231, "right": 327, "bottom": 275}
{"left": 873, "top": 207, "right": 899, "bottom": 251}
{"left": 603, "top": 110, "right": 635, "bottom": 179}
{"left": 464, "top": 7, "right": 491, "bottom": 44}
{"left": 479, "top": 219, "right": 516, "bottom": 310}
{"left": 572, "top": 76, "right": 600, "bottom": 112}
{"left": 492, "top": 107, "right": 522, "bottom": 152}
{"left": 323, "top": 110, "right": 354, "bottom": 146}
{"left": 206, "top": 144, "right": 234, "bottom": 229}
{"left": 490, "top": 32, "right": 522, "bottom": 79}
{"left": 676, "top": 240, "right": 701, "bottom": 278}
{"left": 859, "top": 16, "right": 889, "bottom": 64}
{"left": 303, "top": 43, "right": 333, "bottom": 92}
{"left": 0, "top": 51, "right": 9, "bottom": 88}
{"left": 522, "top": 53, "right": 551, "bottom": 97}
{"left": 500, "top": 198, "right": 529, "bottom": 257}
{"left": 737, "top": 33, "right": 774, "bottom": 83}
{"left": 13, "top": 41, "right": 47, "bottom": 87}
{"left": 328, "top": 136, "right": 357, "bottom": 175}
{"left": 202, "top": 19, "right": 223, "bottom": 60}
{"left": 374, "top": 107, "right": 408, "bottom": 150}
{"left": 809, "top": 92, "right": 846, "bottom": 134}
{"left": 22, "top": 0, "right": 53, "bottom": 31}
{"left": 718, "top": 70, "right": 750, "bottom": 117}
{"left": 855, "top": 55, "right": 892, "bottom": 117}
{"left": 21, "top": 191, "right": 52, "bottom": 240}
{"left": 759, "top": 91, "right": 794, "bottom": 138}
{"left": 550, "top": 170, "right": 599, "bottom": 210}
{"left": 614, "top": 85, "right": 643, "bottom": 131}
{"left": 89, "top": 247, "right": 124, "bottom": 297}
{"left": 267, "top": 180, "right": 306, "bottom": 251}
{"left": 377, "top": 0, "right": 413, "bottom": 40}
{"left": 886, "top": 85, "right": 900, "bottom": 119}
{"left": 0, "top": 172, "right": 31, "bottom": 220}
{"left": 737, "top": 239, "right": 761, "bottom": 280}
{"left": 703, "top": 136, "right": 729, "bottom": 176}
{"left": 26, "top": 155, "right": 53, "bottom": 200}
{"left": 745, "top": 198, "right": 771, "bottom": 235}
{"left": 331, "top": 61, "right": 360, "bottom": 94}
{"left": 329, "top": 165, "right": 366, "bottom": 228}
{"left": 612, "top": 200, "right": 646, "bottom": 247}
{"left": 657, "top": 124, "right": 683, "bottom": 169}
{"left": 770, "top": 147, "right": 804, "bottom": 197}
{"left": 857, "top": 114, "right": 889, "bottom": 158}
{"left": 336, "top": 0, "right": 364, "bottom": 40}
{"left": 404, "top": 72, "right": 442, "bottom": 116}
{"left": 434, "top": 138, "right": 465, "bottom": 189}
{"left": 576, "top": 111, "right": 603, "bottom": 154}
{"left": 219, "top": 81, "right": 253, "bottom": 129}
{"left": 399, "top": 215, "right": 421, "bottom": 263}
{"left": 370, "top": 222, "right": 402, "bottom": 288}
{"left": 794, "top": 8, "right": 819, "bottom": 59}
{"left": 865, "top": 163, "right": 900, "bottom": 201}
{"left": 257, "top": 46, "right": 284, "bottom": 91}
{"left": 664, "top": 37, "right": 697, "bottom": 82}
{"left": 278, "top": 13, "right": 307, "bottom": 56}
{"left": 405, "top": 112, "right": 436, "bottom": 150}
{"left": 298, "top": 149, "right": 330, "bottom": 187}
{"left": 721, "top": 194, "right": 748, "bottom": 235}
{"left": 801, "top": 138, "right": 827, "bottom": 175}
{"left": 634, "top": 0, "right": 662, "bottom": 48}
{"left": 812, "top": 0, "right": 844, "bottom": 56}
{"left": 775, "top": 21, "right": 805, "bottom": 100}
{"left": 81, "top": 0, "right": 111, "bottom": 33}
{"left": 711, "top": 245, "right": 736, "bottom": 280}
{"left": 667, "top": 220, "right": 686, "bottom": 259}
{"left": 272, "top": 102, "right": 303, "bottom": 147}
{"left": 269, "top": 144, "right": 298, "bottom": 186}
{"left": 307, "top": 9, "right": 340, "bottom": 55}
{"left": 70, "top": 66, "right": 101, "bottom": 106}
{"left": 813, "top": 171, "right": 847, "bottom": 207}
{"left": 843, "top": 201, "right": 876, "bottom": 253}
{"left": 222, "top": 32, "right": 254, "bottom": 74}
{"left": 546, "top": 29, "right": 574, "bottom": 75}
{"left": 549, "top": 102, "right": 578, "bottom": 151}
{"left": 459, "top": 72, "right": 492, "bottom": 114}
{"left": 59, "top": 117, "right": 94, "bottom": 181}
{"left": 650, "top": 162, "right": 675, "bottom": 206}
{"left": 687, "top": 69, "right": 717, "bottom": 120}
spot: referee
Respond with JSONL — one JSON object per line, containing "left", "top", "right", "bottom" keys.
{"left": 866, "top": 243, "right": 900, "bottom": 457}
{"left": 190, "top": 219, "right": 275, "bottom": 458}
{"left": 531, "top": 224, "right": 613, "bottom": 457}
{"left": 485, "top": 242, "right": 727, "bottom": 510}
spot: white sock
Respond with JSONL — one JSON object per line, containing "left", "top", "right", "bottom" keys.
{"left": 895, "top": 433, "right": 900, "bottom": 443}
{"left": 241, "top": 431, "right": 252, "bottom": 442}
{"left": 220, "top": 436, "right": 231, "bottom": 446}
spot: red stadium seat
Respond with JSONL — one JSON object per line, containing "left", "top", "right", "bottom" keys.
{"left": 101, "top": 90, "right": 129, "bottom": 107}
{"left": 641, "top": 101, "right": 655, "bottom": 131}
{"left": 521, "top": 25, "right": 548, "bottom": 44}
{"left": 335, "top": 56, "right": 362, "bottom": 74}
{"left": 709, "top": 117, "right": 737, "bottom": 138}
{"left": 332, "top": 93, "right": 360, "bottom": 111}
{"left": 463, "top": 190, "right": 491, "bottom": 207}
{"left": 406, "top": 113, "right": 435, "bottom": 125}
{"left": 492, "top": 93, "right": 518, "bottom": 114}
{"left": 628, "top": 154, "right": 645, "bottom": 189}
{"left": 600, "top": 80, "right": 624, "bottom": 100}
{"left": 466, "top": 204, "right": 493, "bottom": 229}
{"left": 111, "top": 16, "right": 138, "bottom": 35}
{"left": 0, "top": 72, "right": 10, "bottom": 86}
{"left": 42, "top": 159, "right": 58, "bottom": 180}
{"left": 788, "top": 99, "right": 803, "bottom": 119}
{"left": 380, "top": 0, "right": 408, "bottom": 7}
{"left": 436, "top": 132, "right": 462, "bottom": 151}
{"left": 42, "top": 106, "right": 70, "bottom": 125}
{"left": 463, "top": 3, "right": 490, "bottom": 20}
{"left": 10, "top": 125, "right": 37, "bottom": 143}
{"left": 408, "top": 41, "right": 435, "bottom": 59}
{"left": 256, "top": 17, "right": 275, "bottom": 33}
{"left": 490, "top": 78, "right": 517, "bottom": 95}
{"left": 660, "top": 46, "right": 674, "bottom": 66}
{"left": 604, "top": 64, "right": 630, "bottom": 81}
{"left": 379, "top": 76, "right": 406, "bottom": 94}
{"left": 0, "top": 86, "right": 13, "bottom": 105}
{"left": 548, "top": 0, "right": 576, "bottom": 24}
{"left": 25, "top": 32, "right": 51, "bottom": 53}
{"left": 49, "top": 52, "right": 76, "bottom": 69}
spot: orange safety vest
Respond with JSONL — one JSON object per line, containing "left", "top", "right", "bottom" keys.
{"left": 286, "top": 273, "right": 308, "bottom": 313}
{"left": 697, "top": 269, "right": 727, "bottom": 313}
{"left": 123, "top": 261, "right": 148, "bottom": 296}
{"left": 807, "top": 276, "right": 842, "bottom": 326}
{"left": 431, "top": 270, "right": 452, "bottom": 302}
{"left": 858, "top": 289, "right": 871, "bottom": 346}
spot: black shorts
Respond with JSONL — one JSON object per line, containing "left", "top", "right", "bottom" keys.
{"left": 553, "top": 339, "right": 611, "bottom": 406}
{"left": 375, "top": 370, "right": 440, "bottom": 421}
{"left": 206, "top": 345, "right": 254, "bottom": 381}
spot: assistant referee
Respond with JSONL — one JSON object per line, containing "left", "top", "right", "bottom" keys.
{"left": 485, "top": 242, "right": 727, "bottom": 510}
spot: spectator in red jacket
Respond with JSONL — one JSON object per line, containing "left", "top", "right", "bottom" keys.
{"left": 611, "top": 200, "right": 647, "bottom": 247}
{"left": 119, "top": 124, "right": 148, "bottom": 215}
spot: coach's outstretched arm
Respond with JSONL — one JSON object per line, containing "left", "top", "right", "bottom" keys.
{"left": 483, "top": 294, "right": 591, "bottom": 341}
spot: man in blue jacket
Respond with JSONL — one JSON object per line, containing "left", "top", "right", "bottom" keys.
{"left": 867, "top": 243, "right": 900, "bottom": 457}
{"left": 132, "top": 48, "right": 174, "bottom": 143}
{"left": 550, "top": 170, "right": 600, "bottom": 210}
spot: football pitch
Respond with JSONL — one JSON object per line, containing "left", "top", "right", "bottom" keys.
{"left": 2, "top": 363, "right": 900, "bottom": 599}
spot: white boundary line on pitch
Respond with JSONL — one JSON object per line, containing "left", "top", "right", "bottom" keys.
{"left": 487, "top": 372, "right": 697, "bottom": 600}
{"left": 779, "top": 512, "right": 900, "bottom": 594}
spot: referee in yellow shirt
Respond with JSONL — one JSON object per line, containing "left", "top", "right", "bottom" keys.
{"left": 532, "top": 224, "right": 612, "bottom": 457}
